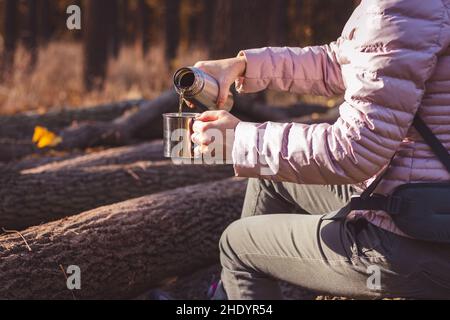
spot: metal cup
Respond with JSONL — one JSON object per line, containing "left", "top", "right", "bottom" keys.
{"left": 163, "top": 112, "right": 200, "bottom": 159}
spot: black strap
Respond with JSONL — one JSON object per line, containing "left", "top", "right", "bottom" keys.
{"left": 323, "top": 114, "right": 450, "bottom": 221}
{"left": 413, "top": 115, "right": 450, "bottom": 173}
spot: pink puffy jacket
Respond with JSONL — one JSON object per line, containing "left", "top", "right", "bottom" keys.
{"left": 232, "top": 0, "right": 450, "bottom": 234}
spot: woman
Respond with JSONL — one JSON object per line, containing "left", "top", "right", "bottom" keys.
{"left": 191, "top": 0, "right": 450, "bottom": 299}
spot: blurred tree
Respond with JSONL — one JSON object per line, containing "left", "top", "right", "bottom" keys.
{"left": 24, "top": 0, "right": 38, "bottom": 70}
{"left": 165, "top": 0, "right": 181, "bottom": 61}
{"left": 211, "top": 0, "right": 272, "bottom": 59}
{"left": 37, "top": 0, "right": 51, "bottom": 44}
{"left": 139, "top": 0, "right": 151, "bottom": 56}
{"left": 311, "top": 0, "right": 354, "bottom": 44}
{"left": 185, "top": 0, "right": 201, "bottom": 48}
{"left": 83, "top": 0, "right": 113, "bottom": 91}
{"left": 109, "top": 0, "right": 121, "bottom": 58}
{"left": 268, "top": 0, "right": 289, "bottom": 46}
{"left": 2, "top": 0, "right": 18, "bottom": 77}
{"left": 201, "top": 0, "right": 216, "bottom": 46}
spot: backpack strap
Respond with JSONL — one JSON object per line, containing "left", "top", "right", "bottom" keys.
{"left": 323, "top": 114, "right": 450, "bottom": 220}
{"left": 413, "top": 115, "right": 450, "bottom": 173}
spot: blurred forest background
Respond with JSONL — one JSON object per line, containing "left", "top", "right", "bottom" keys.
{"left": 0, "top": 0, "right": 359, "bottom": 115}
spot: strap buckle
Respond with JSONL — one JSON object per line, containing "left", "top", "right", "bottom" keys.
{"left": 349, "top": 195, "right": 364, "bottom": 210}
{"left": 387, "top": 196, "right": 402, "bottom": 215}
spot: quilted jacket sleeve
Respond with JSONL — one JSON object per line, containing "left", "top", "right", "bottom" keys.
{"left": 235, "top": 43, "right": 346, "bottom": 97}
{"left": 232, "top": 0, "right": 449, "bottom": 185}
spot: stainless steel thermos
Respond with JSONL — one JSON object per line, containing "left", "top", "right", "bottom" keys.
{"left": 173, "top": 67, "right": 234, "bottom": 111}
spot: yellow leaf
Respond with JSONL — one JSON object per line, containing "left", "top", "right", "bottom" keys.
{"left": 32, "top": 126, "right": 63, "bottom": 149}
{"left": 32, "top": 126, "right": 46, "bottom": 143}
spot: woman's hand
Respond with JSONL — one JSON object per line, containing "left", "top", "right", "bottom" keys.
{"left": 192, "top": 110, "right": 241, "bottom": 162}
{"left": 188, "top": 56, "right": 247, "bottom": 109}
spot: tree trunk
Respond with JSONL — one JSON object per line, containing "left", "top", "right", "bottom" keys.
{"left": 165, "top": 0, "right": 181, "bottom": 61}
{"left": 109, "top": 0, "right": 121, "bottom": 59}
{"left": 0, "top": 178, "right": 246, "bottom": 299}
{"left": 311, "top": 0, "right": 354, "bottom": 45}
{"left": 2, "top": 0, "right": 18, "bottom": 77}
{"left": 37, "top": 0, "right": 51, "bottom": 45}
{"left": 139, "top": 0, "right": 151, "bottom": 56}
{"left": 0, "top": 143, "right": 234, "bottom": 230}
{"left": 24, "top": 0, "right": 39, "bottom": 70}
{"left": 268, "top": 0, "right": 289, "bottom": 46}
{"left": 200, "top": 0, "right": 216, "bottom": 47}
{"left": 211, "top": 0, "right": 272, "bottom": 59}
{"left": 83, "top": 0, "right": 112, "bottom": 91}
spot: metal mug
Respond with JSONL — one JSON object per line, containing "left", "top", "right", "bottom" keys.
{"left": 173, "top": 67, "right": 234, "bottom": 112}
{"left": 163, "top": 112, "right": 200, "bottom": 159}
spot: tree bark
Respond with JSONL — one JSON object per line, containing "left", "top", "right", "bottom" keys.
{"left": 0, "top": 178, "right": 246, "bottom": 299}
{"left": 2, "top": 140, "right": 165, "bottom": 173}
{"left": 0, "top": 143, "right": 234, "bottom": 230}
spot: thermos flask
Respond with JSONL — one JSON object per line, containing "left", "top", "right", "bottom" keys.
{"left": 173, "top": 67, "right": 234, "bottom": 111}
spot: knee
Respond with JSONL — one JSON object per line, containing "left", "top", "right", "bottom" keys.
{"left": 219, "top": 220, "right": 246, "bottom": 270}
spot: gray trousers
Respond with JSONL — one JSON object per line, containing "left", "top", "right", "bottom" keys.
{"left": 219, "top": 178, "right": 450, "bottom": 300}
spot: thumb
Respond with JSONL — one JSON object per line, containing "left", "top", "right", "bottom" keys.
{"left": 196, "top": 110, "right": 221, "bottom": 122}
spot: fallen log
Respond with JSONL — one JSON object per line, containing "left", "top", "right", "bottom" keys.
{"left": 0, "top": 138, "right": 37, "bottom": 163}
{"left": 0, "top": 99, "right": 146, "bottom": 162}
{"left": 0, "top": 140, "right": 165, "bottom": 173}
{"left": 0, "top": 99, "right": 143, "bottom": 140}
{"left": 57, "top": 90, "right": 180, "bottom": 150}
{"left": 0, "top": 178, "right": 246, "bottom": 299}
{"left": 0, "top": 152, "right": 234, "bottom": 229}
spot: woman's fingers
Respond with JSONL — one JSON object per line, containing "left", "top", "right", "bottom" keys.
{"left": 186, "top": 101, "right": 195, "bottom": 109}
{"left": 195, "top": 110, "right": 223, "bottom": 122}
{"left": 217, "top": 80, "right": 231, "bottom": 109}
{"left": 192, "top": 111, "right": 224, "bottom": 146}
{"left": 191, "top": 132, "right": 215, "bottom": 146}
